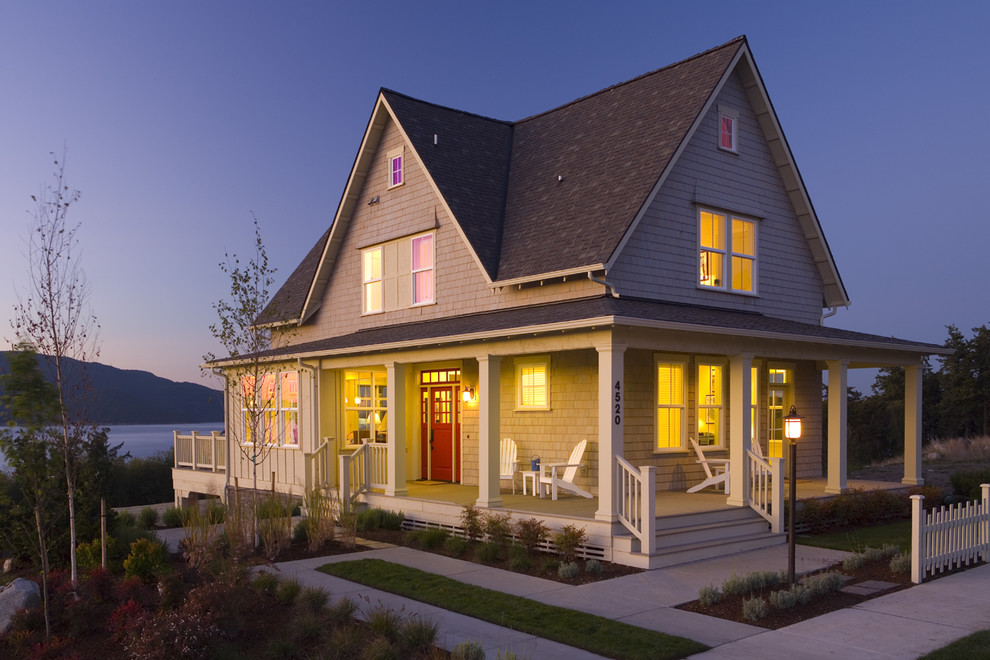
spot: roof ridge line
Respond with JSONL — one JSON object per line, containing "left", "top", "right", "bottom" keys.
{"left": 514, "top": 36, "right": 747, "bottom": 125}
{"left": 380, "top": 88, "right": 513, "bottom": 127}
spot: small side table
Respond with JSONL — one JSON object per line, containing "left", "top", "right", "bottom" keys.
{"left": 520, "top": 470, "right": 539, "bottom": 496}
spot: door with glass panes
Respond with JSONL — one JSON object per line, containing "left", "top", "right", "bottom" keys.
{"left": 420, "top": 369, "right": 460, "bottom": 481}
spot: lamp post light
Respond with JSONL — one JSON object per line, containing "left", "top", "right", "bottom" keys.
{"left": 784, "top": 405, "right": 802, "bottom": 584}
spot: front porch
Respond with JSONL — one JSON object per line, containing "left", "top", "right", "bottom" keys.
{"left": 355, "top": 476, "right": 910, "bottom": 569}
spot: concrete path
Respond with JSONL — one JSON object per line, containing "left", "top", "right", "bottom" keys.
{"left": 156, "top": 525, "right": 990, "bottom": 659}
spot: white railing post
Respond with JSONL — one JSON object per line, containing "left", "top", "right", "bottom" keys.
{"left": 771, "top": 456, "right": 783, "bottom": 534}
{"left": 641, "top": 466, "right": 656, "bottom": 555}
{"left": 339, "top": 454, "right": 351, "bottom": 503}
{"left": 173, "top": 431, "right": 179, "bottom": 468}
{"left": 982, "top": 484, "right": 990, "bottom": 562}
{"left": 911, "top": 494, "right": 924, "bottom": 584}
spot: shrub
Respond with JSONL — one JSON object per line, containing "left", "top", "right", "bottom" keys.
{"left": 460, "top": 504, "right": 484, "bottom": 541}
{"left": 303, "top": 487, "right": 338, "bottom": 551}
{"left": 452, "top": 641, "right": 486, "bottom": 660}
{"left": 275, "top": 577, "right": 303, "bottom": 605}
{"left": 768, "top": 588, "right": 798, "bottom": 610}
{"left": 792, "top": 583, "right": 811, "bottom": 605}
{"left": 515, "top": 517, "right": 550, "bottom": 555}
{"left": 542, "top": 558, "right": 560, "bottom": 575}
{"left": 138, "top": 506, "right": 159, "bottom": 529}
{"left": 557, "top": 561, "right": 580, "bottom": 579}
{"left": 950, "top": 469, "right": 990, "bottom": 501}
{"left": 123, "top": 537, "right": 169, "bottom": 583}
{"left": 585, "top": 558, "right": 603, "bottom": 575}
{"left": 742, "top": 596, "right": 768, "bottom": 622}
{"left": 253, "top": 570, "right": 280, "bottom": 595}
{"left": 721, "top": 572, "right": 749, "bottom": 597}
{"left": 257, "top": 493, "right": 294, "bottom": 560}
{"left": 338, "top": 501, "right": 358, "bottom": 549}
{"left": 890, "top": 552, "right": 912, "bottom": 574}
{"left": 483, "top": 511, "right": 514, "bottom": 549}
{"left": 508, "top": 544, "right": 531, "bottom": 572}
{"left": 161, "top": 506, "right": 188, "bottom": 528}
{"left": 207, "top": 501, "right": 226, "bottom": 523}
{"left": 298, "top": 586, "right": 330, "bottom": 613}
{"left": 399, "top": 616, "right": 439, "bottom": 656}
{"left": 116, "top": 511, "right": 137, "bottom": 529}
{"left": 357, "top": 507, "right": 406, "bottom": 532}
{"left": 409, "top": 526, "right": 450, "bottom": 550}
{"left": 699, "top": 584, "right": 722, "bottom": 607}
{"left": 365, "top": 603, "right": 405, "bottom": 643}
{"left": 444, "top": 536, "right": 468, "bottom": 557}
{"left": 803, "top": 571, "right": 844, "bottom": 596}
{"left": 552, "top": 524, "right": 587, "bottom": 563}
{"left": 327, "top": 597, "right": 359, "bottom": 627}
{"left": 476, "top": 541, "right": 500, "bottom": 564}
{"left": 294, "top": 517, "right": 310, "bottom": 542}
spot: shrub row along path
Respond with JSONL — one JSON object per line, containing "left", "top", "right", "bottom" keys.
{"left": 156, "top": 527, "right": 990, "bottom": 659}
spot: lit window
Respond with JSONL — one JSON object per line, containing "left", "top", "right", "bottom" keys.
{"left": 767, "top": 368, "right": 791, "bottom": 458}
{"left": 697, "top": 364, "right": 723, "bottom": 447}
{"left": 240, "top": 371, "right": 299, "bottom": 447}
{"left": 344, "top": 371, "right": 388, "bottom": 444}
{"left": 516, "top": 357, "right": 549, "bottom": 410}
{"left": 411, "top": 234, "right": 434, "bottom": 305}
{"left": 657, "top": 361, "right": 685, "bottom": 450}
{"left": 719, "top": 112, "right": 736, "bottom": 151}
{"left": 750, "top": 366, "right": 759, "bottom": 447}
{"left": 362, "top": 247, "right": 382, "bottom": 314}
{"left": 699, "top": 209, "right": 756, "bottom": 293}
{"left": 387, "top": 150, "right": 404, "bottom": 188}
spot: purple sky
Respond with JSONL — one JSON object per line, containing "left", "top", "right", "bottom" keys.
{"left": 1, "top": 2, "right": 987, "bottom": 389}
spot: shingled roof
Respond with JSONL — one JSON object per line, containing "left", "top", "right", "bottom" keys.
{"left": 262, "top": 36, "right": 847, "bottom": 326}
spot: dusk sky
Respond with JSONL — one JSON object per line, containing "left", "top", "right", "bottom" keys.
{"left": 1, "top": 1, "right": 987, "bottom": 390}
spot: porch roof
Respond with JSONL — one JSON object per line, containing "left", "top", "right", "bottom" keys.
{"left": 229, "top": 295, "right": 946, "bottom": 366}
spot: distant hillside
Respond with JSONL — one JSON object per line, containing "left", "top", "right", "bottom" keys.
{"left": 0, "top": 353, "right": 223, "bottom": 425}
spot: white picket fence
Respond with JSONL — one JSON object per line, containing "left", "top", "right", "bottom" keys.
{"left": 911, "top": 484, "right": 989, "bottom": 583}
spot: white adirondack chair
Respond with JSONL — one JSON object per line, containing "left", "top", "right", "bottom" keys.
{"left": 687, "top": 436, "right": 731, "bottom": 494}
{"left": 500, "top": 438, "right": 518, "bottom": 494}
{"left": 539, "top": 439, "right": 592, "bottom": 500}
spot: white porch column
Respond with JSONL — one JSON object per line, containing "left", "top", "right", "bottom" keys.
{"left": 826, "top": 360, "right": 849, "bottom": 494}
{"left": 727, "top": 354, "right": 753, "bottom": 506}
{"left": 595, "top": 343, "right": 625, "bottom": 522}
{"left": 903, "top": 363, "right": 924, "bottom": 486}
{"left": 476, "top": 355, "right": 502, "bottom": 508}
{"left": 385, "top": 361, "right": 407, "bottom": 496}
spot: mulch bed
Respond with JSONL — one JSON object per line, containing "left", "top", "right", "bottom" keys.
{"left": 677, "top": 558, "right": 913, "bottom": 629}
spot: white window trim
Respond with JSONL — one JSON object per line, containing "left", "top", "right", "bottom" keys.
{"left": 654, "top": 354, "right": 688, "bottom": 453}
{"left": 698, "top": 207, "right": 759, "bottom": 296}
{"left": 514, "top": 356, "right": 550, "bottom": 411}
{"left": 410, "top": 232, "right": 435, "bottom": 307}
{"left": 696, "top": 358, "right": 727, "bottom": 450}
{"left": 239, "top": 371, "right": 300, "bottom": 449}
{"left": 718, "top": 104, "right": 738, "bottom": 153}
{"left": 386, "top": 147, "right": 404, "bottom": 189}
{"left": 361, "top": 246, "right": 383, "bottom": 315}
{"left": 766, "top": 362, "right": 795, "bottom": 459}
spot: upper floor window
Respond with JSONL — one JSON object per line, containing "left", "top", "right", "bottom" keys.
{"left": 362, "top": 247, "right": 383, "bottom": 314}
{"left": 656, "top": 359, "right": 686, "bottom": 450}
{"left": 718, "top": 106, "right": 737, "bottom": 152}
{"left": 387, "top": 149, "right": 404, "bottom": 188}
{"left": 516, "top": 356, "right": 549, "bottom": 410}
{"left": 699, "top": 209, "right": 757, "bottom": 294}
{"left": 411, "top": 234, "right": 433, "bottom": 305}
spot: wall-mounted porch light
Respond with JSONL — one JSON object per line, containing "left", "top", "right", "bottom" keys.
{"left": 461, "top": 387, "right": 475, "bottom": 404}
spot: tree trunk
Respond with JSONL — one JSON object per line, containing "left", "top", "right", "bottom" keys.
{"left": 34, "top": 506, "right": 51, "bottom": 640}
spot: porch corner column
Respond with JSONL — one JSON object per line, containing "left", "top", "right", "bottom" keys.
{"left": 595, "top": 343, "right": 625, "bottom": 523}
{"left": 903, "top": 363, "right": 924, "bottom": 486}
{"left": 476, "top": 355, "right": 502, "bottom": 508}
{"left": 826, "top": 360, "right": 849, "bottom": 494}
{"left": 385, "top": 361, "right": 407, "bottom": 496}
{"left": 727, "top": 354, "right": 753, "bottom": 506}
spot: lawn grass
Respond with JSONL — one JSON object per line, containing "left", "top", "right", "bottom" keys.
{"left": 797, "top": 519, "right": 911, "bottom": 553}
{"left": 919, "top": 629, "right": 990, "bottom": 659}
{"left": 320, "top": 558, "right": 707, "bottom": 660}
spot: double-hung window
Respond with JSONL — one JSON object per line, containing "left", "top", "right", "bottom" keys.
{"left": 516, "top": 357, "right": 549, "bottom": 410}
{"left": 656, "top": 359, "right": 686, "bottom": 450}
{"left": 411, "top": 234, "right": 433, "bottom": 305}
{"left": 697, "top": 363, "right": 724, "bottom": 447}
{"left": 240, "top": 371, "right": 298, "bottom": 447}
{"left": 767, "top": 367, "right": 791, "bottom": 458}
{"left": 699, "top": 209, "right": 757, "bottom": 293}
{"left": 387, "top": 149, "right": 404, "bottom": 188}
{"left": 362, "top": 247, "right": 383, "bottom": 314}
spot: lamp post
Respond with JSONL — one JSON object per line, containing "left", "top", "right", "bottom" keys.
{"left": 784, "top": 405, "right": 802, "bottom": 584}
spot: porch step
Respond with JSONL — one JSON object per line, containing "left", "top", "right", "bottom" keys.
{"left": 613, "top": 507, "right": 784, "bottom": 570}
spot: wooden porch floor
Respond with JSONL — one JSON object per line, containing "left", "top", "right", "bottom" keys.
{"left": 391, "top": 477, "right": 911, "bottom": 521}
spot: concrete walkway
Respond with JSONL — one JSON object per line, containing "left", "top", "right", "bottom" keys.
{"left": 156, "top": 526, "right": 990, "bottom": 659}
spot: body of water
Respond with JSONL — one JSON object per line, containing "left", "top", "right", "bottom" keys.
{"left": 0, "top": 422, "right": 224, "bottom": 471}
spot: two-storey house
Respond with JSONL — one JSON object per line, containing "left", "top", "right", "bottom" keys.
{"left": 173, "top": 37, "right": 946, "bottom": 567}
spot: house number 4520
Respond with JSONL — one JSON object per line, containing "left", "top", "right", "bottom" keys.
{"left": 614, "top": 381, "right": 622, "bottom": 426}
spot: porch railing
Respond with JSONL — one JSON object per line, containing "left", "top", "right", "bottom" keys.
{"left": 615, "top": 457, "right": 657, "bottom": 555}
{"left": 747, "top": 448, "right": 782, "bottom": 533}
{"left": 305, "top": 437, "right": 333, "bottom": 492}
{"left": 173, "top": 431, "right": 226, "bottom": 472}
{"left": 339, "top": 442, "right": 389, "bottom": 503}
{"left": 911, "top": 485, "right": 989, "bottom": 583}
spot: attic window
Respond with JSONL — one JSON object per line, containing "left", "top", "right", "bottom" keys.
{"left": 387, "top": 148, "right": 404, "bottom": 188}
{"left": 718, "top": 106, "right": 737, "bottom": 152}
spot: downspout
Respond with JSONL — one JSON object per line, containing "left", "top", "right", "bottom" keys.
{"left": 588, "top": 271, "right": 619, "bottom": 298}
{"left": 212, "top": 367, "right": 230, "bottom": 503}
{"left": 820, "top": 306, "right": 839, "bottom": 324}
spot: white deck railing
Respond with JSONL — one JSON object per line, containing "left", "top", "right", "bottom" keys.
{"left": 616, "top": 457, "right": 657, "bottom": 555}
{"left": 305, "top": 437, "right": 333, "bottom": 491}
{"left": 339, "top": 442, "right": 389, "bottom": 502}
{"left": 173, "top": 431, "right": 226, "bottom": 472}
{"left": 911, "top": 485, "right": 989, "bottom": 583}
{"left": 747, "top": 449, "right": 783, "bottom": 533}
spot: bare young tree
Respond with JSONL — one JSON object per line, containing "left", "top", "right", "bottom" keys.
{"left": 11, "top": 153, "right": 100, "bottom": 586}
{"left": 207, "top": 216, "right": 291, "bottom": 545}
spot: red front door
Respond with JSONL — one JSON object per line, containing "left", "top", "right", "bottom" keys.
{"left": 420, "top": 383, "right": 459, "bottom": 482}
